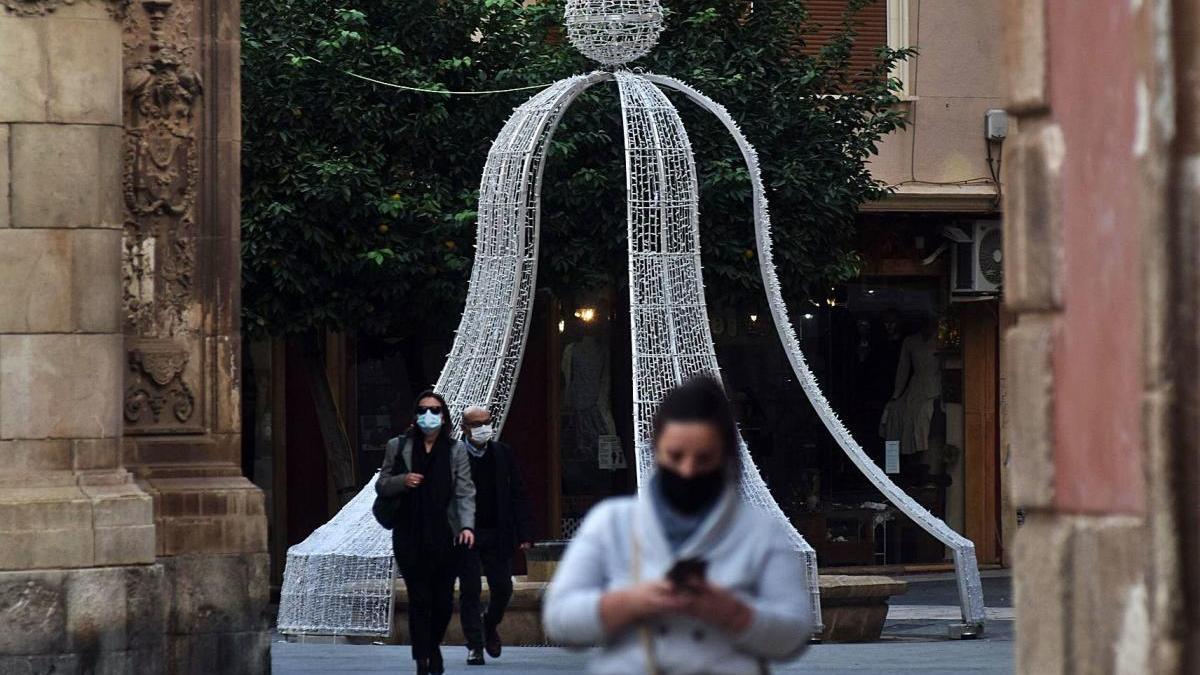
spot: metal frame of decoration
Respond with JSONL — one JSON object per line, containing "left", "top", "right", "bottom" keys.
{"left": 644, "top": 73, "right": 986, "bottom": 634}
{"left": 278, "top": 0, "right": 984, "bottom": 639}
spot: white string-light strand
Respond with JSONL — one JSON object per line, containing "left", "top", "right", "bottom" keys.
{"left": 277, "top": 73, "right": 612, "bottom": 637}
{"left": 296, "top": 55, "right": 555, "bottom": 96}
{"left": 645, "top": 72, "right": 986, "bottom": 635}
{"left": 615, "top": 69, "right": 824, "bottom": 630}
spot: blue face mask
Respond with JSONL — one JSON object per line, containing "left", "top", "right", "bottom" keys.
{"left": 416, "top": 410, "right": 443, "bottom": 433}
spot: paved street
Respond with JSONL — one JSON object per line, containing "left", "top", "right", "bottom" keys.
{"left": 272, "top": 572, "right": 1013, "bottom": 674}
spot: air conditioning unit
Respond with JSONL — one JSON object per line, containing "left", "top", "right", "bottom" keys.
{"left": 948, "top": 221, "right": 1002, "bottom": 296}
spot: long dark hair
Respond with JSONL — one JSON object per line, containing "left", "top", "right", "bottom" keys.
{"left": 409, "top": 389, "right": 452, "bottom": 443}
{"left": 651, "top": 375, "right": 742, "bottom": 475}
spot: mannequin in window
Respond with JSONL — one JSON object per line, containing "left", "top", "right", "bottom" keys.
{"left": 877, "top": 310, "right": 907, "bottom": 446}
{"left": 890, "top": 315, "right": 941, "bottom": 457}
{"left": 560, "top": 319, "right": 621, "bottom": 492}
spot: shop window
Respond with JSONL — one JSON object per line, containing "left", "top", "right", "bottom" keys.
{"left": 713, "top": 276, "right": 973, "bottom": 567}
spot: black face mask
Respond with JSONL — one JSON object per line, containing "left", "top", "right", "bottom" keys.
{"left": 658, "top": 465, "right": 725, "bottom": 514}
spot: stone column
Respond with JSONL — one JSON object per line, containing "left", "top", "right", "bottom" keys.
{"left": 119, "top": 0, "right": 269, "bottom": 671}
{"left": 0, "top": 0, "right": 164, "bottom": 671}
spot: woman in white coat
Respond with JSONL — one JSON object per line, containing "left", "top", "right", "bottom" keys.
{"left": 543, "top": 376, "right": 815, "bottom": 675}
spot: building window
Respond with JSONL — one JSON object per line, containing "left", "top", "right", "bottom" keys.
{"left": 887, "top": 0, "right": 913, "bottom": 97}
{"left": 801, "top": 0, "right": 912, "bottom": 96}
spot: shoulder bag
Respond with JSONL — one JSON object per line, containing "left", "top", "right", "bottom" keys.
{"left": 372, "top": 436, "right": 412, "bottom": 530}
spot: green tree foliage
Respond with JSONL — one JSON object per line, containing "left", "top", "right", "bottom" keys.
{"left": 242, "top": 0, "right": 909, "bottom": 338}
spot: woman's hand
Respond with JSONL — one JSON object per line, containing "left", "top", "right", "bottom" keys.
{"left": 458, "top": 529, "right": 475, "bottom": 548}
{"left": 404, "top": 473, "right": 424, "bottom": 488}
{"left": 599, "top": 581, "right": 688, "bottom": 635}
{"left": 680, "top": 581, "right": 754, "bottom": 634}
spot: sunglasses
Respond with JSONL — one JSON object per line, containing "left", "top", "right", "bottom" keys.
{"left": 415, "top": 405, "right": 444, "bottom": 415}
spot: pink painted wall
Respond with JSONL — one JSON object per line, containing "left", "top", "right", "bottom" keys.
{"left": 1048, "top": 0, "right": 1144, "bottom": 513}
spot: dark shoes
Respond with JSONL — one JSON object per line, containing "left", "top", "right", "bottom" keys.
{"left": 466, "top": 648, "right": 486, "bottom": 666}
{"left": 484, "top": 622, "right": 502, "bottom": 659}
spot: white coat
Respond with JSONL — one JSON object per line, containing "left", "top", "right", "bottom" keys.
{"left": 542, "top": 485, "right": 815, "bottom": 674}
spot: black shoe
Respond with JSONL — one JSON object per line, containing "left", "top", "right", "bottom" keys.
{"left": 484, "top": 621, "right": 502, "bottom": 659}
{"left": 467, "top": 648, "right": 486, "bottom": 666}
{"left": 429, "top": 649, "right": 444, "bottom": 675}
{"left": 416, "top": 658, "right": 430, "bottom": 675}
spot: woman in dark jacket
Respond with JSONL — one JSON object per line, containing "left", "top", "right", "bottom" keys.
{"left": 377, "top": 391, "right": 476, "bottom": 675}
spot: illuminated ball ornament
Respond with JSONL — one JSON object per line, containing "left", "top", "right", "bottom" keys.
{"left": 564, "top": 0, "right": 665, "bottom": 66}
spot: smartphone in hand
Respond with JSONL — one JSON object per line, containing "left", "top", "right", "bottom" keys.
{"left": 666, "top": 558, "right": 708, "bottom": 592}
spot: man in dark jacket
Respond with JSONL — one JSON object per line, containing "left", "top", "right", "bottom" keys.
{"left": 457, "top": 405, "right": 534, "bottom": 666}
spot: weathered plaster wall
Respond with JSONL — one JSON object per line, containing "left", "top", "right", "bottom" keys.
{"left": 868, "top": 0, "right": 1005, "bottom": 210}
{"left": 1046, "top": 0, "right": 1144, "bottom": 514}
{"left": 1004, "top": 0, "right": 1198, "bottom": 672}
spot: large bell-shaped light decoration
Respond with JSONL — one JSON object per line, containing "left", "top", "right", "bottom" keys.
{"left": 278, "top": 2, "right": 986, "bottom": 640}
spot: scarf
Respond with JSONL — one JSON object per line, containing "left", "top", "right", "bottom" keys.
{"left": 463, "top": 438, "right": 488, "bottom": 459}
{"left": 649, "top": 472, "right": 718, "bottom": 553}
{"left": 398, "top": 431, "right": 454, "bottom": 562}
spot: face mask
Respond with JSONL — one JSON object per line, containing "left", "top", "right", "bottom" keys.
{"left": 658, "top": 465, "right": 726, "bottom": 514}
{"left": 416, "top": 410, "right": 443, "bottom": 433}
{"left": 470, "top": 424, "right": 494, "bottom": 446}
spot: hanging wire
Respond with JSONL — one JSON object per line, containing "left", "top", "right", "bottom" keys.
{"left": 296, "top": 55, "right": 555, "bottom": 95}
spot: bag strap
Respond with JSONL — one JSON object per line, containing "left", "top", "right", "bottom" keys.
{"left": 401, "top": 436, "right": 413, "bottom": 472}
{"left": 630, "top": 506, "right": 662, "bottom": 675}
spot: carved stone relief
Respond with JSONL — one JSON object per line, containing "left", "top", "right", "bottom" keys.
{"left": 0, "top": 0, "right": 72, "bottom": 14}
{"left": 122, "top": 0, "right": 202, "bottom": 431}
{"left": 1, "top": 0, "right": 127, "bottom": 18}
{"left": 123, "top": 0, "right": 200, "bottom": 337}
{"left": 125, "top": 341, "right": 195, "bottom": 426}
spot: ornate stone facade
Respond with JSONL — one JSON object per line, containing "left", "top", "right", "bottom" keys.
{"left": 122, "top": 0, "right": 203, "bottom": 434}
{"left": 0, "top": 0, "right": 265, "bottom": 672}
{"left": 1, "top": 0, "right": 127, "bottom": 17}
{"left": 125, "top": 341, "right": 196, "bottom": 426}
{"left": 118, "top": 0, "right": 268, "bottom": 672}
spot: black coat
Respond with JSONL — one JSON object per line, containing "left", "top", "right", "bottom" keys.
{"left": 469, "top": 440, "right": 534, "bottom": 551}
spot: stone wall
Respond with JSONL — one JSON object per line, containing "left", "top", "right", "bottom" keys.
{"left": 0, "top": 0, "right": 267, "bottom": 672}
{"left": 1003, "top": 0, "right": 1198, "bottom": 672}
{"left": 0, "top": 0, "right": 164, "bottom": 671}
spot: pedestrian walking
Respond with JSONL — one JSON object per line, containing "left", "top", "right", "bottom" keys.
{"left": 376, "top": 391, "right": 477, "bottom": 675}
{"left": 542, "top": 376, "right": 815, "bottom": 674}
{"left": 455, "top": 405, "right": 535, "bottom": 666}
